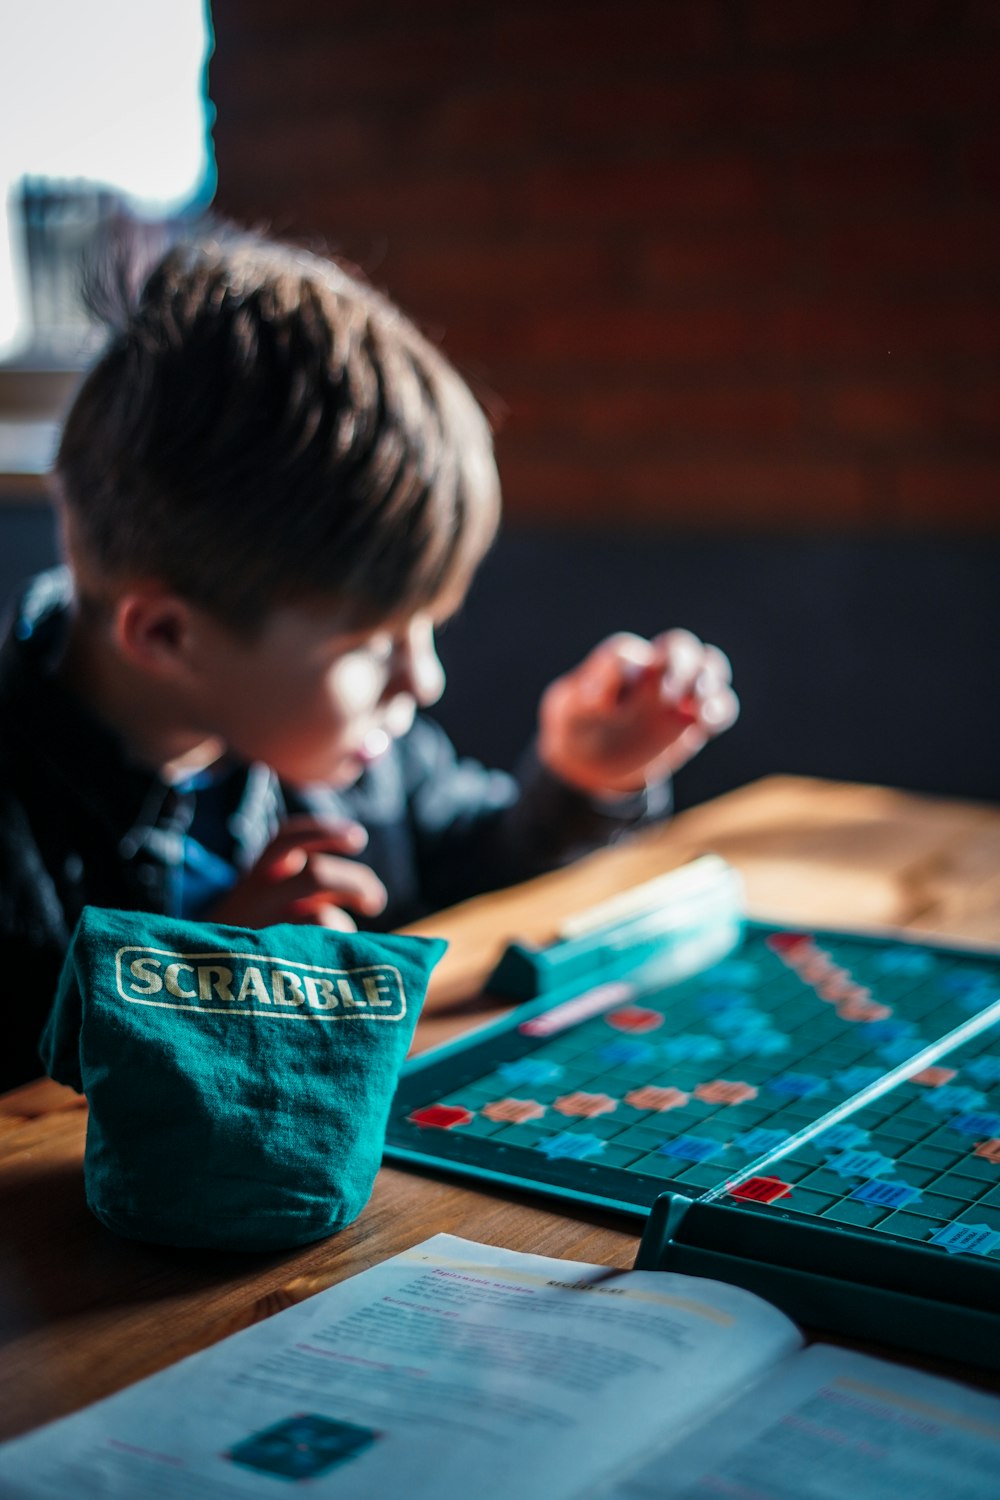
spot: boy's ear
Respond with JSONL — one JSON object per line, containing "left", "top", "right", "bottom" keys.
{"left": 112, "top": 587, "right": 202, "bottom": 678}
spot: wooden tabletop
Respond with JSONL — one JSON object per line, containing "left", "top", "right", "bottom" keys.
{"left": 2, "top": 774, "right": 999, "bottom": 1443}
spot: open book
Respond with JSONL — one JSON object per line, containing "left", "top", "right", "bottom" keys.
{"left": 1, "top": 1235, "right": 997, "bottom": 1498}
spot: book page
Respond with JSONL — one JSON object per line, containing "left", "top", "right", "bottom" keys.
{"left": 0, "top": 1234, "right": 800, "bottom": 1500}
{"left": 599, "top": 1343, "right": 1000, "bottom": 1500}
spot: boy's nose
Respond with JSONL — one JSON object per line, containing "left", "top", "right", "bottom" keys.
{"left": 388, "top": 618, "right": 446, "bottom": 708}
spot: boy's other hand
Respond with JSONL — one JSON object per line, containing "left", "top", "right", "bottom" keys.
{"left": 537, "top": 629, "right": 738, "bottom": 796}
{"left": 207, "top": 816, "right": 387, "bottom": 931}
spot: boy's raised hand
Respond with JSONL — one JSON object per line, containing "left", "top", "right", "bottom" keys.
{"left": 538, "top": 629, "right": 738, "bottom": 796}
{"left": 208, "top": 816, "right": 386, "bottom": 931}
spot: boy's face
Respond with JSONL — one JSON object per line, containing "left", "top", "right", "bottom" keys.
{"left": 186, "top": 599, "right": 448, "bottom": 787}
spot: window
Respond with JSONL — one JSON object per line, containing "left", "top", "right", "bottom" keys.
{"left": 0, "top": 0, "right": 216, "bottom": 362}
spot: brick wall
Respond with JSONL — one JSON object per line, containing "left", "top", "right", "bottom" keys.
{"left": 209, "top": 0, "right": 1000, "bottom": 530}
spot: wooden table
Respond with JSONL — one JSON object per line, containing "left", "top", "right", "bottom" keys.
{"left": 2, "top": 775, "right": 999, "bottom": 1443}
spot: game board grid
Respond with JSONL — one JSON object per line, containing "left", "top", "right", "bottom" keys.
{"left": 720, "top": 1026, "right": 1000, "bottom": 1258}
{"left": 395, "top": 930, "right": 1000, "bottom": 1259}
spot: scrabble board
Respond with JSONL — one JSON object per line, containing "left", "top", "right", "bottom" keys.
{"left": 385, "top": 924, "right": 1000, "bottom": 1264}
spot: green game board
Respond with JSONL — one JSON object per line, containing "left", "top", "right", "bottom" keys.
{"left": 384, "top": 922, "right": 1000, "bottom": 1367}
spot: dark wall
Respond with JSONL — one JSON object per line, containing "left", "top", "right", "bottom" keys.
{"left": 431, "top": 530, "right": 1000, "bottom": 807}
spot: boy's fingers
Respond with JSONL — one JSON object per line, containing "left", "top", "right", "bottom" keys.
{"left": 701, "top": 643, "right": 733, "bottom": 683}
{"left": 286, "top": 903, "right": 359, "bottom": 932}
{"left": 592, "top": 631, "right": 653, "bottom": 661}
{"left": 317, "top": 906, "right": 359, "bottom": 932}
{"left": 651, "top": 630, "right": 733, "bottom": 679}
{"left": 652, "top": 628, "right": 703, "bottom": 674}
{"left": 660, "top": 722, "right": 709, "bottom": 772}
{"left": 260, "top": 819, "right": 370, "bottom": 879}
{"left": 264, "top": 816, "right": 369, "bottom": 858}
{"left": 579, "top": 635, "right": 658, "bottom": 707}
{"left": 650, "top": 632, "right": 734, "bottom": 708}
{"left": 695, "top": 685, "right": 740, "bottom": 733}
{"left": 277, "top": 856, "right": 388, "bottom": 917}
{"left": 309, "top": 855, "right": 388, "bottom": 915}
{"left": 649, "top": 633, "right": 703, "bottom": 702}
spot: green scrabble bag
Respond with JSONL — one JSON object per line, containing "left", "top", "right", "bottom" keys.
{"left": 40, "top": 907, "right": 445, "bottom": 1251}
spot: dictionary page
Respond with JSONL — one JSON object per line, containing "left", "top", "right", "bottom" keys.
{"left": 0, "top": 1234, "right": 800, "bottom": 1500}
{"left": 598, "top": 1343, "right": 1000, "bottom": 1500}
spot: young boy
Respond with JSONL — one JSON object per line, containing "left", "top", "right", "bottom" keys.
{"left": 0, "top": 229, "right": 737, "bottom": 1091}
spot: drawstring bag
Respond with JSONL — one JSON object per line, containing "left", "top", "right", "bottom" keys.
{"left": 40, "top": 906, "right": 445, "bottom": 1250}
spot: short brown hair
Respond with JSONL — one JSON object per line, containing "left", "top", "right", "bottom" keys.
{"left": 55, "top": 228, "right": 500, "bottom": 632}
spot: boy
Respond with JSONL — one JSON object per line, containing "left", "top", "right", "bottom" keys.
{"left": 0, "top": 230, "right": 737, "bottom": 1091}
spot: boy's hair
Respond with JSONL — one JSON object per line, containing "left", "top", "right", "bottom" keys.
{"left": 55, "top": 227, "right": 500, "bottom": 633}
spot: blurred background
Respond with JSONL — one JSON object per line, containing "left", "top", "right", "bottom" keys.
{"left": 1, "top": 0, "right": 998, "bottom": 807}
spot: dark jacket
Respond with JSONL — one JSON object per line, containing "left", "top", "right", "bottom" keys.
{"left": 0, "top": 571, "right": 669, "bottom": 1091}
